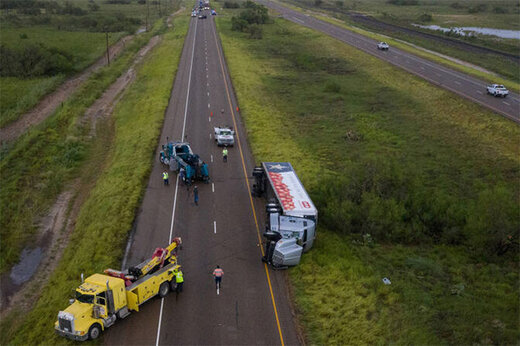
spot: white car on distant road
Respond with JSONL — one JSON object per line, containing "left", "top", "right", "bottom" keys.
{"left": 377, "top": 42, "right": 389, "bottom": 50}
{"left": 486, "top": 84, "right": 509, "bottom": 97}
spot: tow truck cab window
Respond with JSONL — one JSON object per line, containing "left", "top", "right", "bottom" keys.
{"left": 75, "top": 292, "right": 94, "bottom": 304}
{"left": 95, "top": 291, "right": 106, "bottom": 305}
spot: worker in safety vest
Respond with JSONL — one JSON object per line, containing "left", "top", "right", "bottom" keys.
{"left": 163, "top": 171, "right": 169, "bottom": 186}
{"left": 174, "top": 268, "right": 184, "bottom": 294}
{"left": 222, "top": 148, "right": 228, "bottom": 163}
{"left": 213, "top": 265, "right": 224, "bottom": 289}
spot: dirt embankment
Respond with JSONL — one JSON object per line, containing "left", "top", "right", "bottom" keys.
{"left": 0, "top": 34, "right": 134, "bottom": 144}
{"left": 0, "top": 34, "right": 161, "bottom": 319}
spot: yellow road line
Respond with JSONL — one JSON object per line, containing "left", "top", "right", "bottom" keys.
{"left": 211, "top": 19, "right": 285, "bottom": 346}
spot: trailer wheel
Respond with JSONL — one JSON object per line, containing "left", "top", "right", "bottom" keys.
{"left": 159, "top": 282, "right": 170, "bottom": 298}
{"left": 88, "top": 323, "right": 102, "bottom": 340}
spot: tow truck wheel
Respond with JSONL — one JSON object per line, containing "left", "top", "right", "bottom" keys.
{"left": 159, "top": 282, "right": 170, "bottom": 298}
{"left": 169, "top": 280, "right": 177, "bottom": 291}
{"left": 88, "top": 323, "right": 102, "bottom": 340}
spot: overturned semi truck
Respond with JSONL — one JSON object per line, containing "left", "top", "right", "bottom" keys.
{"left": 252, "top": 162, "right": 317, "bottom": 268}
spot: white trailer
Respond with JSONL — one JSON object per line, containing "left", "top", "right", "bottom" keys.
{"left": 252, "top": 162, "right": 317, "bottom": 268}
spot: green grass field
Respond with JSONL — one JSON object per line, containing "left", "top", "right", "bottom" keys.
{"left": 0, "top": 0, "right": 171, "bottom": 127}
{"left": 0, "top": 27, "right": 124, "bottom": 127}
{"left": 1, "top": 12, "right": 189, "bottom": 344}
{"left": 0, "top": 75, "right": 65, "bottom": 127}
{"left": 215, "top": 5, "right": 519, "bottom": 344}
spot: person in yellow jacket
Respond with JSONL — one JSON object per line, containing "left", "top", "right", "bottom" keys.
{"left": 174, "top": 268, "right": 184, "bottom": 294}
{"left": 222, "top": 148, "right": 228, "bottom": 163}
{"left": 163, "top": 171, "right": 169, "bottom": 186}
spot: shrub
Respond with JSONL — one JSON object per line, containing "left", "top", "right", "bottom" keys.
{"left": 231, "top": 3, "right": 270, "bottom": 34}
{"left": 231, "top": 16, "right": 248, "bottom": 31}
{"left": 493, "top": 6, "right": 508, "bottom": 13}
{"left": 386, "top": 0, "right": 418, "bottom": 5}
{"left": 335, "top": 0, "right": 343, "bottom": 7}
{"left": 418, "top": 13, "right": 432, "bottom": 22}
{"left": 248, "top": 24, "right": 263, "bottom": 39}
{"left": 223, "top": 1, "right": 240, "bottom": 8}
{"left": 324, "top": 81, "right": 341, "bottom": 93}
{"left": 465, "top": 185, "right": 519, "bottom": 258}
{"left": 88, "top": 2, "right": 100, "bottom": 11}
{"left": 239, "top": 3, "right": 270, "bottom": 24}
{"left": 468, "top": 4, "right": 487, "bottom": 13}
{"left": 19, "top": 7, "right": 41, "bottom": 15}
{"left": 0, "top": 44, "right": 74, "bottom": 78}
{"left": 450, "top": 2, "right": 466, "bottom": 9}
{"left": 314, "top": 0, "right": 322, "bottom": 7}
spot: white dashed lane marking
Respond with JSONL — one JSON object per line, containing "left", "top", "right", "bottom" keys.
{"left": 213, "top": 221, "right": 216, "bottom": 234}
{"left": 454, "top": 81, "right": 461, "bottom": 85}
{"left": 212, "top": 183, "right": 215, "bottom": 193}
{"left": 476, "top": 90, "right": 483, "bottom": 94}
{"left": 503, "top": 101, "right": 511, "bottom": 106}
{"left": 211, "top": 154, "right": 213, "bottom": 162}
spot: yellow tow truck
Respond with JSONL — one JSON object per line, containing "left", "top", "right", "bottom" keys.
{"left": 55, "top": 238, "right": 182, "bottom": 341}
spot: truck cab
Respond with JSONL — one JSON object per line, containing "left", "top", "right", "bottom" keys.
{"left": 55, "top": 274, "right": 128, "bottom": 341}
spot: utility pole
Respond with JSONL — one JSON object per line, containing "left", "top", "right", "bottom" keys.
{"left": 146, "top": 0, "right": 150, "bottom": 31}
{"left": 105, "top": 30, "right": 110, "bottom": 66}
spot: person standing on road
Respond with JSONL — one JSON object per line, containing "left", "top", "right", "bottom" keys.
{"left": 179, "top": 167, "right": 186, "bottom": 183}
{"left": 174, "top": 268, "right": 184, "bottom": 294}
{"left": 163, "top": 171, "right": 169, "bottom": 186}
{"left": 193, "top": 185, "right": 199, "bottom": 206}
{"left": 213, "top": 265, "right": 224, "bottom": 289}
{"left": 222, "top": 148, "right": 228, "bottom": 163}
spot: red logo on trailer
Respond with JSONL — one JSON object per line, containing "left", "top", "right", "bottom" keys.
{"left": 268, "top": 172, "right": 295, "bottom": 210}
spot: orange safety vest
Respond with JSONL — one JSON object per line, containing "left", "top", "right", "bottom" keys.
{"left": 213, "top": 268, "right": 224, "bottom": 277}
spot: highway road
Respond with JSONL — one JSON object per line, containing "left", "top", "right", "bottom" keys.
{"left": 257, "top": 0, "right": 520, "bottom": 124}
{"left": 103, "top": 12, "right": 300, "bottom": 346}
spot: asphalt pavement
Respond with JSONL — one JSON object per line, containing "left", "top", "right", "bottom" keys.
{"left": 256, "top": 0, "right": 520, "bottom": 124}
{"left": 103, "top": 13, "right": 301, "bottom": 346}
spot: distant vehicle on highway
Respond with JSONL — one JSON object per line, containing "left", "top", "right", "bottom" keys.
{"left": 377, "top": 42, "right": 389, "bottom": 50}
{"left": 191, "top": 11, "right": 197, "bottom": 17}
{"left": 487, "top": 84, "right": 509, "bottom": 97}
{"left": 198, "top": 14, "right": 207, "bottom": 19}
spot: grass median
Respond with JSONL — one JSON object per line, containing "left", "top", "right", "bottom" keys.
{"left": 215, "top": 8, "right": 519, "bottom": 345}
{"left": 2, "top": 13, "right": 189, "bottom": 344}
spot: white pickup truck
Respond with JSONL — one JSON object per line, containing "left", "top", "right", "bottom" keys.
{"left": 377, "top": 42, "right": 389, "bottom": 50}
{"left": 487, "top": 84, "right": 509, "bottom": 97}
{"left": 214, "top": 127, "right": 235, "bottom": 146}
